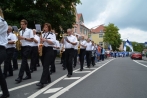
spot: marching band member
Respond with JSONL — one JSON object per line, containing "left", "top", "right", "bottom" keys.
{"left": 62, "top": 29, "right": 77, "bottom": 77}
{"left": 85, "top": 38, "right": 94, "bottom": 68}
{"left": 79, "top": 35, "right": 87, "bottom": 71}
{"left": 50, "top": 39, "right": 60, "bottom": 74}
{"left": 3, "top": 26, "right": 17, "bottom": 78}
{"left": 73, "top": 34, "right": 79, "bottom": 68}
{"left": 91, "top": 41, "right": 96, "bottom": 66}
{"left": 60, "top": 43, "right": 66, "bottom": 70}
{"left": 15, "top": 19, "right": 34, "bottom": 83}
{"left": 30, "top": 29, "right": 40, "bottom": 73}
{"left": 0, "top": 8, "right": 10, "bottom": 98}
{"left": 36, "top": 23, "right": 56, "bottom": 88}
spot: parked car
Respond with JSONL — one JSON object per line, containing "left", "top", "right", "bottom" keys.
{"left": 131, "top": 52, "right": 142, "bottom": 60}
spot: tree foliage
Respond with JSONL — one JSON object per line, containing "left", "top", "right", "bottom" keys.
{"left": 103, "top": 23, "right": 122, "bottom": 51}
{"left": 0, "top": 0, "right": 81, "bottom": 39}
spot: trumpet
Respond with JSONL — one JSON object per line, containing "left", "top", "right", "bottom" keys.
{"left": 13, "top": 28, "right": 22, "bottom": 51}
{"left": 60, "top": 46, "right": 64, "bottom": 58}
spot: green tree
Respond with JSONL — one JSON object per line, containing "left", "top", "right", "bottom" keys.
{"left": 132, "top": 42, "right": 144, "bottom": 52}
{"left": 103, "top": 23, "right": 122, "bottom": 51}
{"left": 0, "top": 0, "right": 81, "bottom": 40}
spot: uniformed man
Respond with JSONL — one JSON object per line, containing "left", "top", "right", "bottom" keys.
{"left": 85, "top": 38, "right": 94, "bottom": 68}
{"left": 30, "top": 29, "right": 40, "bottom": 73}
{"left": 3, "top": 26, "right": 17, "bottom": 78}
{"left": 62, "top": 29, "right": 77, "bottom": 77}
{"left": 0, "top": 8, "right": 10, "bottom": 98}
{"left": 79, "top": 35, "right": 87, "bottom": 71}
{"left": 50, "top": 39, "right": 60, "bottom": 74}
{"left": 15, "top": 19, "right": 34, "bottom": 83}
{"left": 73, "top": 34, "right": 79, "bottom": 68}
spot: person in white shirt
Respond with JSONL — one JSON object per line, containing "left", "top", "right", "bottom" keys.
{"left": 86, "top": 38, "right": 94, "bottom": 68}
{"left": 61, "top": 29, "right": 77, "bottom": 77}
{"left": 0, "top": 8, "right": 10, "bottom": 98}
{"left": 60, "top": 43, "right": 66, "bottom": 70}
{"left": 30, "top": 29, "right": 40, "bottom": 73}
{"left": 36, "top": 23, "right": 56, "bottom": 88}
{"left": 91, "top": 41, "right": 96, "bottom": 66}
{"left": 79, "top": 35, "right": 87, "bottom": 71}
{"left": 3, "top": 26, "right": 17, "bottom": 78}
{"left": 73, "top": 34, "right": 79, "bottom": 68}
{"left": 50, "top": 39, "right": 60, "bottom": 74}
{"left": 15, "top": 19, "right": 34, "bottom": 83}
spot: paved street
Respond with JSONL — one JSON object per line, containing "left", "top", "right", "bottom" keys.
{"left": 1, "top": 57, "right": 147, "bottom": 98}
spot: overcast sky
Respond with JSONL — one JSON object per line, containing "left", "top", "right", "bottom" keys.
{"left": 77, "top": 0, "right": 147, "bottom": 43}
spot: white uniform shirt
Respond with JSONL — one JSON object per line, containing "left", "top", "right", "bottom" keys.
{"left": 86, "top": 42, "right": 93, "bottom": 51}
{"left": 53, "top": 40, "right": 60, "bottom": 50}
{"left": 80, "top": 40, "right": 87, "bottom": 49}
{"left": 6, "top": 32, "right": 17, "bottom": 48}
{"left": 20, "top": 28, "right": 34, "bottom": 46}
{"left": 31, "top": 35, "right": 40, "bottom": 46}
{"left": 42, "top": 32, "right": 56, "bottom": 47}
{"left": 74, "top": 41, "right": 79, "bottom": 50}
{"left": 64, "top": 35, "right": 77, "bottom": 49}
{"left": 0, "top": 16, "right": 8, "bottom": 47}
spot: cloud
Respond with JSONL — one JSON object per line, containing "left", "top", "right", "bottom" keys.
{"left": 120, "top": 28, "right": 147, "bottom": 43}
{"left": 77, "top": 0, "right": 147, "bottom": 42}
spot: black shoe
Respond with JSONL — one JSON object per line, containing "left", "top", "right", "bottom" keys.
{"left": 7, "top": 74, "right": 13, "bottom": 77}
{"left": 30, "top": 70, "right": 33, "bottom": 73}
{"left": 37, "top": 64, "right": 40, "bottom": 67}
{"left": 23, "top": 76, "right": 31, "bottom": 80}
{"left": 0, "top": 93, "right": 10, "bottom": 98}
{"left": 50, "top": 71, "right": 52, "bottom": 75}
{"left": 73, "top": 66, "right": 76, "bottom": 68}
{"left": 63, "top": 67, "right": 66, "bottom": 70}
{"left": 36, "top": 82, "right": 44, "bottom": 88}
{"left": 13, "top": 68, "right": 18, "bottom": 71}
{"left": 67, "top": 74, "right": 72, "bottom": 78}
{"left": 15, "top": 78, "right": 22, "bottom": 83}
{"left": 79, "top": 69, "right": 83, "bottom": 71}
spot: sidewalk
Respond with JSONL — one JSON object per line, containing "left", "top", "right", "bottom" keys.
{"left": 142, "top": 56, "right": 147, "bottom": 61}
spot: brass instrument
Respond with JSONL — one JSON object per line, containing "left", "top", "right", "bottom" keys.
{"left": 38, "top": 31, "right": 43, "bottom": 56}
{"left": 13, "top": 29, "right": 21, "bottom": 51}
{"left": 60, "top": 46, "right": 64, "bottom": 58}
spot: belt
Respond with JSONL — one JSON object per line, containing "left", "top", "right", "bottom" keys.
{"left": 65, "top": 48, "right": 74, "bottom": 50}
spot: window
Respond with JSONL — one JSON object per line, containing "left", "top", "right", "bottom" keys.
{"left": 100, "top": 30, "right": 103, "bottom": 32}
{"left": 99, "top": 33, "right": 103, "bottom": 38}
{"left": 99, "top": 42, "right": 103, "bottom": 46}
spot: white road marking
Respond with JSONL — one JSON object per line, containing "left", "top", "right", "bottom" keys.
{"left": 44, "top": 87, "right": 63, "bottom": 94}
{"left": 49, "top": 59, "right": 114, "bottom": 98}
{"left": 133, "top": 60, "right": 147, "bottom": 67}
{"left": 27, "top": 68, "right": 81, "bottom": 98}
{"left": 0, "top": 81, "right": 39, "bottom": 94}
{"left": 84, "top": 67, "right": 96, "bottom": 69}
{"left": 64, "top": 77, "right": 81, "bottom": 80}
{"left": 74, "top": 71, "right": 91, "bottom": 73}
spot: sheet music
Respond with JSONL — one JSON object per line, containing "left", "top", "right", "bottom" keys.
{"left": 35, "top": 24, "right": 41, "bottom": 32}
{"left": 12, "top": 26, "right": 18, "bottom": 32}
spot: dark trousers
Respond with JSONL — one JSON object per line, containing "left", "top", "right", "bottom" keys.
{"left": 12, "top": 49, "right": 18, "bottom": 69}
{"left": 0, "top": 46, "right": 9, "bottom": 95}
{"left": 18, "top": 46, "right": 31, "bottom": 79}
{"left": 101, "top": 54, "right": 104, "bottom": 61}
{"left": 30, "top": 46, "right": 38, "bottom": 71}
{"left": 62, "top": 51, "right": 66, "bottom": 68}
{"left": 65, "top": 48, "right": 74, "bottom": 75}
{"left": 51, "top": 50, "right": 57, "bottom": 72}
{"left": 40, "top": 47, "right": 54, "bottom": 84}
{"left": 91, "top": 56, "right": 95, "bottom": 66}
{"left": 73, "top": 50, "right": 78, "bottom": 67}
{"left": 86, "top": 51, "right": 92, "bottom": 67}
{"left": 4, "top": 48, "right": 14, "bottom": 76}
{"left": 79, "top": 49, "right": 85, "bottom": 69}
